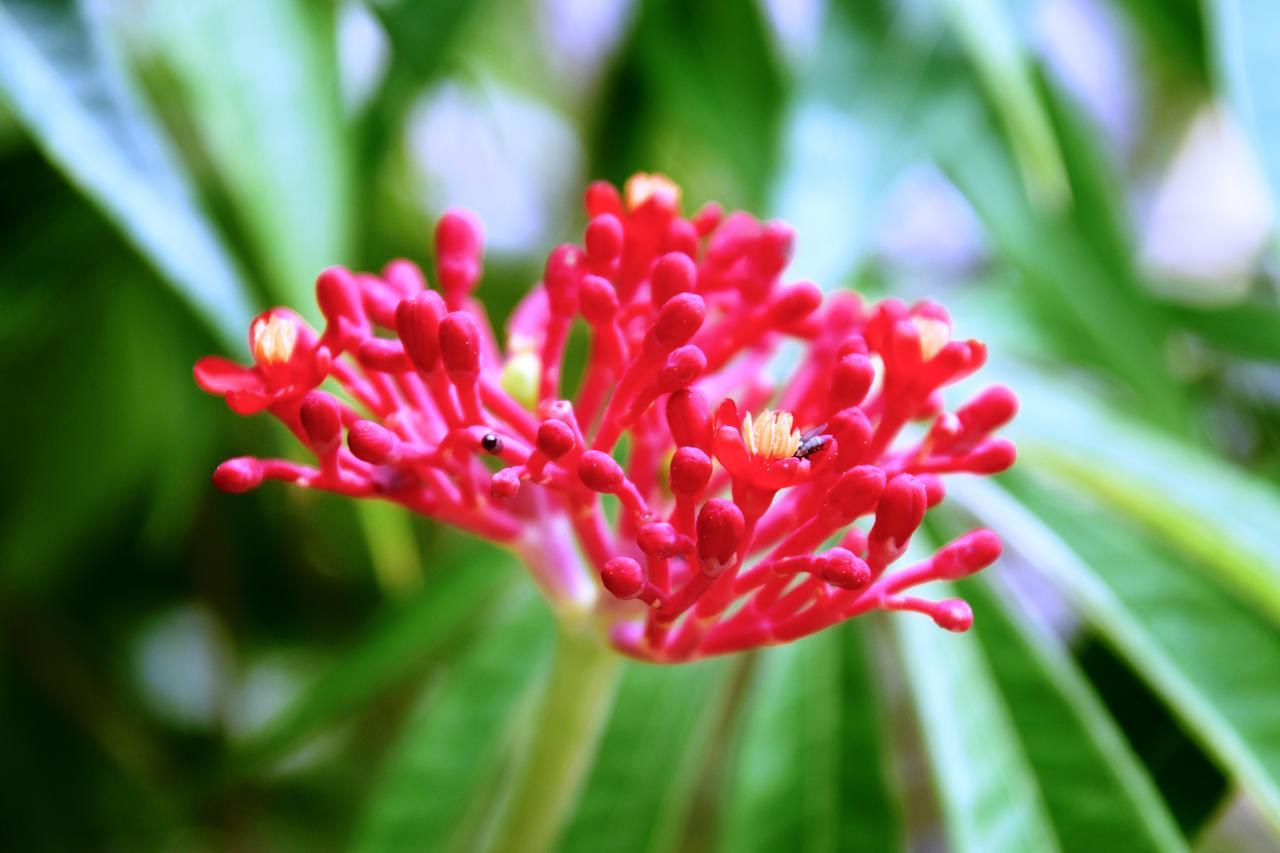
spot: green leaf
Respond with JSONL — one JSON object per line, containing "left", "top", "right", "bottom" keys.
{"left": 933, "top": 0, "right": 1069, "bottom": 210}
{"left": 354, "top": 594, "right": 555, "bottom": 853}
{"left": 1169, "top": 301, "right": 1280, "bottom": 362}
{"left": 951, "top": 475, "right": 1280, "bottom": 833}
{"left": 226, "top": 554, "right": 518, "bottom": 779}
{"left": 720, "top": 623, "right": 901, "bottom": 852}
{"left": 149, "top": 0, "right": 352, "bottom": 309}
{"left": 893, "top": 582, "right": 1059, "bottom": 852}
{"left": 0, "top": 0, "right": 253, "bottom": 345}
{"left": 962, "top": 579, "right": 1185, "bottom": 851}
{"left": 558, "top": 658, "right": 733, "bottom": 853}
{"left": 1003, "top": 367, "right": 1280, "bottom": 627}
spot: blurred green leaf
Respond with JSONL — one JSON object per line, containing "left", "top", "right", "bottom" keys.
{"left": 953, "top": 476, "right": 1280, "bottom": 833}
{"left": 559, "top": 658, "right": 733, "bottom": 853}
{"left": 719, "top": 625, "right": 900, "bottom": 852}
{"left": 934, "top": 0, "right": 1069, "bottom": 209}
{"left": 1170, "top": 301, "right": 1280, "bottom": 362}
{"left": 354, "top": 594, "right": 554, "bottom": 853}
{"left": 0, "top": 0, "right": 253, "bottom": 344}
{"left": 149, "top": 0, "right": 352, "bottom": 309}
{"left": 963, "top": 579, "right": 1185, "bottom": 851}
{"left": 1003, "top": 368, "right": 1280, "bottom": 627}
{"left": 894, "top": 581, "right": 1058, "bottom": 852}
{"left": 227, "top": 555, "right": 518, "bottom": 779}
{"left": 596, "top": 0, "right": 785, "bottom": 207}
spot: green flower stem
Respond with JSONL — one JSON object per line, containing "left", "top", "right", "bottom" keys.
{"left": 486, "top": 623, "right": 623, "bottom": 853}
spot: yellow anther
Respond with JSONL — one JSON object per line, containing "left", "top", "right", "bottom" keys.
{"left": 741, "top": 408, "right": 800, "bottom": 461}
{"left": 624, "top": 172, "right": 682, "bottom": 213}
{"left": 911, "top": 316, "right": 950, "bottom": 361}
{"left": 251, "top": 314, "right": 298, "bottom": 366}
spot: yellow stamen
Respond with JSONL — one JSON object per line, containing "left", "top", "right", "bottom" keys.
{"left": 911, "top": 316, "right": 950, "bottom": 361}
{"left": 251, "top": 314, "right": 298, "bottom": 366}
{"left": 624, "top": 172, "right": 682, "bottom": 213}
{"left": 741, "top": 408, "right": 800, "bottom": 460}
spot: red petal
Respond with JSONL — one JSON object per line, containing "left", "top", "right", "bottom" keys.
{"left": 194, "top": 356, "right": 263, "bottom": 395}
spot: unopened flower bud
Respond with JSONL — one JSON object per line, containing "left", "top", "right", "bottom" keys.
{"left": 637, "top": 522, "right": 682, "bottom": 558}
{"left": 669, "top": 447, "right": 712, "bottom": 495}
{"left": 491, "top": 467, "right": 522, "bottom": 499}
{"left": 602, "top": 556, "right": 645, "bottom": 599}
{"left": 819, "top": 548, "right": 871, "bottom": 589}
{"left": 580, "top": 275, "right": 620, "bottom": 324}
{"left": 349, "top": 420, "right": 402, "bottom": 465}
{"left": 300, "top": 391, "right": 342, "bottom": 452}
{"left": 316, "top": 266, "right": 365, "bottom": 326}
{"left": 957, "top": 385, "right": 1019, "bottom": 434}
{"left": 439, "top": 312, "right": 482, "bottom": 381}
{"left": 652, "top": 293, "right": 705, "bottom": 348}
{"left": 396, "top": 291, "right": 446, "bottom": 372}
{"left": 435, "top": 209, "right": 483, "bottom": 299}
{"left": 213, "top": 457, "right": 263, "bottom": 493}
{"left": 578, "top": 450, "right": 624, "bottom": 493}
{"left": 696, "top": 499, "right": 745, "bottom": 574}
{"left": 826, "top": 465, "right": 887, "bottom": 521}
{"left": 651, "top": 252, "right": 696, "bottom": 307}
{"left": 932, "top": 599, "right": 974, "bottom": 632}
{"left": 768, "top": 281, "right": 822, "bottom": 326}
{"left": 536, "top": 419, "right": 577, "bottom": 460}
{"left": 544, "top": 244, "right": 583, "bottom": 316}
{"left": 967, "top": 439, "right": 1017, "bottom": 474}
{"left": 831, "top": 354, "right": 875, "bottom": 409}
{"left": 667, "top": 389, "right": 712, "bottom": 451}
{"left": 933, "top": 529, "right": 1002, "bottom": 580}
{"left": 585, "top": 214, "right": 624, "bottom": 267}
{"left": 658, "top": 345, "right": 706, "bottom": 391}
{"left": 870, "top": 474, "right": 928, "bottom": 547}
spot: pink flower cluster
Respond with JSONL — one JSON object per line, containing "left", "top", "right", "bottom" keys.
{"left": 196, "top": 173, "right": 1016, "bottom": 663}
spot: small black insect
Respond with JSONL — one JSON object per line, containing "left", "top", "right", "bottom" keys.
{"left": 794, "top": 424, "right": 830, "bottom": 459}
{"left": 481, "top": 433, "right": 503, "bottom": 454}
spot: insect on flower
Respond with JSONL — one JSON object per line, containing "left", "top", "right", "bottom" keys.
{"left": 195, "top": 172, "right": 1018, "bottom": 663}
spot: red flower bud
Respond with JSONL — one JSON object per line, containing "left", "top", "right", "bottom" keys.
{"left": 819, "top": 548, "right": 871, "bottom": 589}
{"left": 967, "top": 439, "right": 1017, "bottom": 474}
{"left": 667, "top": 389, "right": 712, "bottom": 451}
{"left": 349, "top": 420, "right": 402, "bottom": 464}
{"left": 870, "top": 474, "right": 928, "bottom": 548}
{"left": 316, "top": 266, "right": 364, "bottom": 326}
{"left": 396, "top": 291, "right": 446, "bottom": 372}
{"left": 544, "top": 244, "right": 583, "bottom": 316}
{"left": 696, "top": 499, "right": 745, "bottom": 574}
{"left": 652, "top": 293, "right": 705, "bottom": 348}
{"left": 651, "top": 252, "right": 697, "bottom": 307}
{"left": 585, "top": 180, "right": 623, "bottom": 217}
{"left": 213, "top": 457, "right": 264, "bottom": 493}
{"left": 491, "top": 467, "right": 522, "bottom": 499}
{"left": 826, "top": 465, "right": 887, "bottom": 521}
{"left": 933, "top": 529, "right": 1002, "bottom": 580}
{"left": 768, "top": 281, "right": 822, "bottom": 326}
{"left": 578, "top": 450, "right": 624, "bottom": 493}
{"left": 932, "top": 599, "right": 974, "bottom": 632}
{"left": 638, "top": 522, "right": 682, "bottom": 557}
{"left": 831, "top": 354, "right": 875, "bottom": 409}
{"left": 585, "top": 214, "right": 624, "bottom": 267}
{"left": 658, "top": 345, "right": 706, "bottom": 391}
{"left": 381, "top": 259, "right": 426, "bottom": 297}
{"left": 435, "top": 209, "right": 483, "bottom": 299}
{"left": 580, "top": 275, "right": 620, "bottom": 324}
{"left": 752, "top": 220, "right": 794, "bottom": 281}
{"left": 536, "top": 419, "right": 577, "bottom": 460}
{"left": 438, "top": 312, "right": 482, "bottom": 381}
{"left": 957, "top": 385, "right": 1019, "bottom": 434}
{"left": 300, "top": 391, "right": 342, "bottom": 452}
{"left": 669, "top": 447, "right": 712, "bottom": 495}
{"left": 602, "top": 556, "right": 645, "bottom": 599}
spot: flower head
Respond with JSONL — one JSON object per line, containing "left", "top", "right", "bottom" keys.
{"left": 196, "top": 173, "right": 1017, "bottom": 663}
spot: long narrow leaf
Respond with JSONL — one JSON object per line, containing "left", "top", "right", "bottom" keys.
{"left": 0, "top": 0, "right": 253, "bottom": 344}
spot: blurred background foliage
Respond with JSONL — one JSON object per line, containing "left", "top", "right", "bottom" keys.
{"left": 2, "top": 0, "right": 1280, "bottom": 849}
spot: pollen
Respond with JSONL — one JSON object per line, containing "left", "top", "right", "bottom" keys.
{"left": 912, "top": 316, "right": 950, "bottom": 361}
{"left": 742, "top": 409, "right": 801, "bottom": 461}
{"left": 624, "top": 172, "right": 681, "bottom": 213}
{"left": 251, "top": 314, "right": 298, "bottom": 366}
